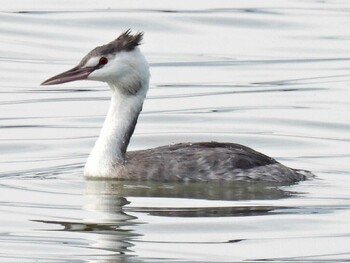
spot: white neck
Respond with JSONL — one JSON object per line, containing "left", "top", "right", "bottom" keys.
{"left": 84, "top": 81, "right": 148, "bottom": 177}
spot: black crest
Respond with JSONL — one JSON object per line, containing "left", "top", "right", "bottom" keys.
{"left": 79, "top": 30, "right": 144, "bottom": 66}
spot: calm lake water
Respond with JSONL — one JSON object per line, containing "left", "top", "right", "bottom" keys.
{"left": 1, "top": 1, "right": 350, "bottom": 262}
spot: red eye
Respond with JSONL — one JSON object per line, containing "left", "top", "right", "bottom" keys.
{"left": 99, "top": 57, "right": 108, "bottom": 65}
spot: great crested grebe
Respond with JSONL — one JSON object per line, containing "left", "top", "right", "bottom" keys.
{"left": 42, "top": 30, "right": 313, "bottom": 182}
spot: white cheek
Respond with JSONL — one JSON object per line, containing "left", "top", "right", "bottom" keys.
{"left": 88, "top": 66, "right": 111, "bottom": 82}
{"left": 88, "top": 60, "right": 129, "bottom": 82}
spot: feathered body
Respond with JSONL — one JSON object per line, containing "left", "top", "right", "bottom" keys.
{"left": 109, "top": 142, "right": 308, "bottom": 182}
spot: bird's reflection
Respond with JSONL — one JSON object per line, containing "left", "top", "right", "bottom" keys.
{"left": 35, "top": 179, "right": 299, "bottom": 262}
{"left": 86, "top": 179, "right": 295, "bottom": 201}
{"left": 86, "top": 179, "right": 296, "bottom": 219}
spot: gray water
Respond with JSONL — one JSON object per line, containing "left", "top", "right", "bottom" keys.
{"left": 1, "top": 1, "right": 350, "bottom": 262}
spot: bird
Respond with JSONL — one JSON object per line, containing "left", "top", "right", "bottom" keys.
{"left": 41, "top": 30, "right": 313, "bottom": 183}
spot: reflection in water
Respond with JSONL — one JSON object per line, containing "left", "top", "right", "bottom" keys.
{"left": 34, "top": 179, "right": 299, "bottom": 262}
{"left": 35, "top": 196, "right": 139, "bottom": 256}
{"left": 83, "top": 193, "right": 139, "bottom": 254}
{"left": 86, "top": 179, "right": 295, "bottom": 201}
{"left": 86, "top": 180, "right": 294, "bottom": 220}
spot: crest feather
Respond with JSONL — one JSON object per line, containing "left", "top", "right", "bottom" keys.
{"left": 79, "top": 30, "right": 144, "bottom": 66}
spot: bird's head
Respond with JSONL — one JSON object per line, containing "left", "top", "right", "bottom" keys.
{"left": 41, "top": 30, "right": 150, "bottom": 95}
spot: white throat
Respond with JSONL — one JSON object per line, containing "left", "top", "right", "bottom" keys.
{"left": 84, "top": 81, "right": 148, "bottom": 177}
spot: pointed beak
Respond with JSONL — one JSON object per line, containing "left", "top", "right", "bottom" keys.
{"left": 41, "top": 66, "right": 95, "bottom": 86}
